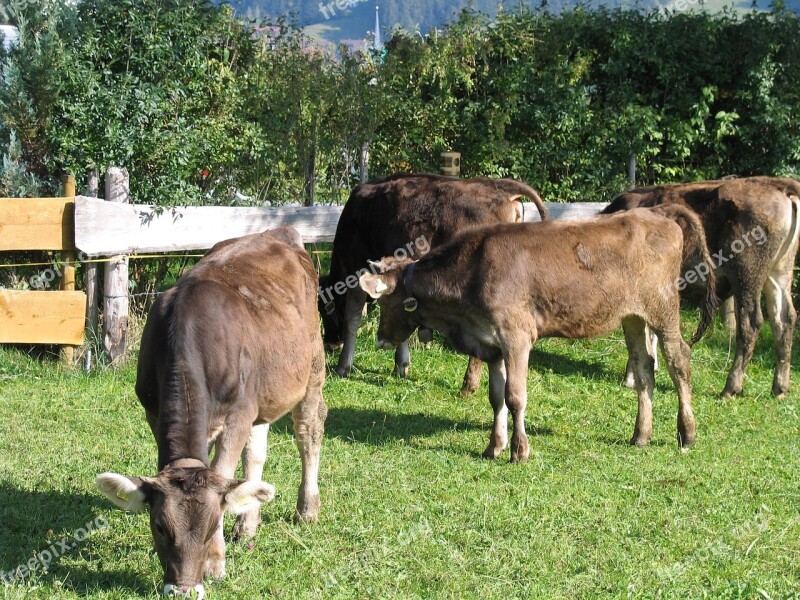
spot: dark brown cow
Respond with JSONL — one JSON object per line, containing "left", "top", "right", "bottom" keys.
{"left": 97, "top": 226, "right": 327, "bottom": 598}
{"left": 320, "top": 173, "right": 547, "bottom": 383}
{"left": 602, "top": 177, "right": 800, "bottom": 398}
{"left": 359, "top": 209, "right": 717, "bottom": 462}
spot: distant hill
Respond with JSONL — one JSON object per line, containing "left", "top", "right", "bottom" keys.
{"left": 223, "top": 0, "right": 800, "bottom": 46}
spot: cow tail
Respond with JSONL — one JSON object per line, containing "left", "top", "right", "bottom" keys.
{"left": 776, "top": 194, "right": 800, "bottom": 269}
{"left": 499, "top": 180, "right": 548, "bottom": 222}
{"left": 677, "top": 207, "right": 719, "bottom": 345}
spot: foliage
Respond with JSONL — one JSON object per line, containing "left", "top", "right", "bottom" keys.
{"left": 0, "top": 2, "right": 798, "bottom": 208}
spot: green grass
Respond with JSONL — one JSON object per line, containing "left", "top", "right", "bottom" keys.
{"left": 0, "top": 310, "right": 798, "bottom": 599}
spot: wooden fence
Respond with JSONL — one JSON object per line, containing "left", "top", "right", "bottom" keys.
{"left": 0, "top": 176, "right": 85, "bottom": 361}
{"left": 2, "top": 168, "right": 609, "bottom": 365}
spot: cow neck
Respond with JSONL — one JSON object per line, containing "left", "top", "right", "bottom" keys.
{"left": 156, "top": 357, "right": 212, "bottom": 471}
{"left": 166, "top": 457, "right": 206, "bottom": 471}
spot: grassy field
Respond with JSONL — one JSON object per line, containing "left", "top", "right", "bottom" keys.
{"left": 0, "top": 309, "right": 798, "bottom": 599}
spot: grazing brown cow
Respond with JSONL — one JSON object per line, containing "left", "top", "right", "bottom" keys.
{"left": 97, "top": 226, "right": 327, "bottom": 598}
{"left": 320, "top": 173, "right": 547, "bottom": 384}
{"left": 359, "top": 209, "right": 717, "bottom": 462}
{"left": 602, "top": 177, "right": 800, "bottom": 398}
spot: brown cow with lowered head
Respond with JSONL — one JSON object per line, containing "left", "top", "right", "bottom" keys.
{"left": 360, "top": 208, "right": 717, "bottom": 461}
{"left": 319, "top": 173, "right": 547, "bottom": 384}
{"left": 602, "top": 177, "right": 800, "bottom": 398}
{"left": 97, "top": 226, "right": 327, "bottom": 598}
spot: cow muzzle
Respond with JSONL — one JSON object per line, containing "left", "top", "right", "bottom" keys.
{"left": 164, "top": 583, "right": 205, "bottom": 599}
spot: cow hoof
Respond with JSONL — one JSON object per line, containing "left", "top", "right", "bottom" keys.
{"left": 481, "top": 446, "right": 502, "bottom": 459}
{"left": 509, "top": 452, "right": 529, "bottom": 464}
{"left": 334, "top": 365, "right": 351, "bottom": 378}
{"left": 677, "top": 433, "right": 696, "bottom": 449}
{"left": 721, "top": 381, "right": 743, "bottom": 400}
{"left": 232, "top": 515, "right": 260, "bottom": 542}
{"left": 630, "top": 434, "right": 651, "bottom": 447}
{"left": 772, "top": 383, "right": 788, "bottom": 399}
{"left": 460, "top": 383, "right": 478, "bottom": 397}
{"left": 294, "top": 495, "right": 320, "bottom": 524}
{"left": 293, "top": 511, "right": 319, "bottom": 524}
{"left": 393, "top": 364, "right": 409, "bottom": 378}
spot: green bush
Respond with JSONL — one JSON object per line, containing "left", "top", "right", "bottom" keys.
{"left": 0, "top": 2, "right": 797, "bottom": 206}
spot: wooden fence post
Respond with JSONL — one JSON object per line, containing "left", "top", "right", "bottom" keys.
{"left": 360, "top": 142, "right": 370, "bottom": 184}
{"left": 84, "top": 170, "right": 100, "bottom": 345}
{"left": 627, "top": 153, "right": 637, "bottom": 187}
{"left": 102, "top": 167, "right": 129, "bottom": 365}
{"left": 60, "top": 174, "right": 77, "bottom": 365}
{"left": 441, "top": 152, "right": 461, "bottom": 177}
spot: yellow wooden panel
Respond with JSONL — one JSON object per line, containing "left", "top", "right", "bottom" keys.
{"left": 0, "top": 197, "right": 75, "bottom": 251}
{"left": 0, "top": 290, "right": 86, "bottom": 345}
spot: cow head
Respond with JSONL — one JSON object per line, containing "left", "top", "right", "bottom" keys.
{"left": 96, "top": 464, "right": 275, "bottom": 597}
{"left": 358, "top": 257, "right": 419, "bottom": 350}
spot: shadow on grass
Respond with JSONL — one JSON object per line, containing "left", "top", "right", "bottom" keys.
{"left": 531, "top": 346, "right": 618, "bottom": 379}
{"left": 0, "top": 484, "right": 151, "bottom": 596}
{"left": 272, "top": 406, "right": 488, "bottom": 446}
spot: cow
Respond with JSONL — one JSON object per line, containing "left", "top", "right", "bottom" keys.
{"left": 320, "top": 173, "right": 548, "bottom": 386}
{"left": 358, "top": 208, "right": 717, "bottom": 462}
{"left": 96, "top": 226, "right": 327, "bottom": 598}
{"left": 602, "top": 177, "right": 800, "bottom": 399}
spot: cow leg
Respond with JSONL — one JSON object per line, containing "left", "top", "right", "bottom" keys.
{"left": 460, "top": 356, "right": 484, "bottom": 396}
{"left": 393, "top": 341, "right": 411, "bottom": 378}
{"left": 764, "top": 271, "right": 797, "bottom": 398}
{"left": 623, "top": 326, "right": 659, "bottom": 389}
{"left": 207, "top": 426, "right": 254, "bottom": 579}
{"left": 482, "top": 359, "right": 508, "bottom": 459}
{"left": 334, "top": 288, "right": 367, "bottom": 378}
{"left": 623, "top": 317, "right": 656, "bottom": 446}
{"left": 722, "top": 291, "right": 764, "bottom": 399}
{"left": 291, "top": 364, "right": 327, "bottom": 523}
{"left": 657, "top": 328, "right": 696, "bottom": 448}
{"left": 504, "top": 338, "right": 532, "bottom": 463}
{"left": 231, "top": 423, "right": 270, "bottom": 541}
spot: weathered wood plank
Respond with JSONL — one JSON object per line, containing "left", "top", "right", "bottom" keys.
{"left": 75, "top": 196, "right": 345, "bottom": 257}
{"left": 0, "top": 290, "right": 86, "bottom": 345}
{"left": 521, "top": 201, "right": 607, "bottom": 222}
{"left": 75, "top": 197, "right": 607, "bottom": 257}
{"left": 0, "top": 197, "right": 75, "bottom": 251}
{"left": 102, "top": 168, "right": 130, "bottom": 366}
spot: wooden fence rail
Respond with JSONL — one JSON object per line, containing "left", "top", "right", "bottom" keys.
{"left": 74, "top": 197, "right": 606, "bottom": 257}
{"left": 3, "top": 167, "right": 609, "bottom": 365}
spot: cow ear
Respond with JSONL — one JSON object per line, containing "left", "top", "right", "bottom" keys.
{"left": 222, "top": 481, "right": 276, "bottom": 516}
{"left": 96, "top": 473, "right": 152, "bottom": 513}
{"left": 359, "top": 273, "right": 395, "bottom": 299}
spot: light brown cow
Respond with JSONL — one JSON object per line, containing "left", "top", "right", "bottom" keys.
{"left": 603, "top": 177, "right": 800, "bottom": 398}
{"left": 360, "top": 209, "right": 716, "bottom": 461}
{"left": 97, "top": 226, "right": 327, "bottom": 598}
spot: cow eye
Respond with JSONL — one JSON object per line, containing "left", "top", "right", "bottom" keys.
{"left": 154, "top": 522, "right": 166, "bottom": 537}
